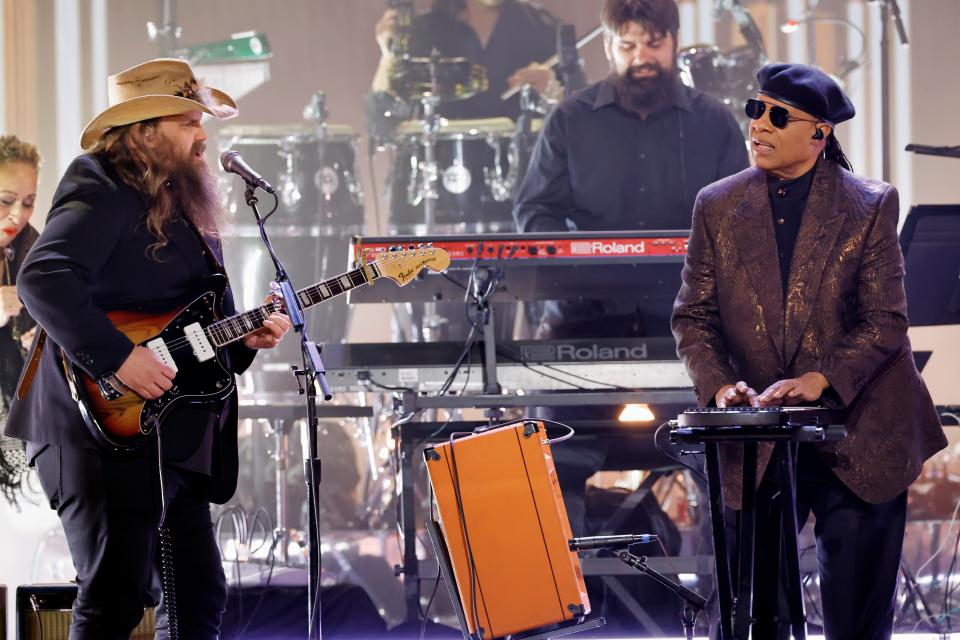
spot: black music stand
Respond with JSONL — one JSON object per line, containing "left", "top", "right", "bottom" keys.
{"left": 899, "top": 204, "right": 960, "bottom": 326}
{"left": 670, "top": 409, "right": 846, "bottom": 640}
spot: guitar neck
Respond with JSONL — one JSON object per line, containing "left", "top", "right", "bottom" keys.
{"left": 206, "top": 263, "right": 381, "bottom": 347}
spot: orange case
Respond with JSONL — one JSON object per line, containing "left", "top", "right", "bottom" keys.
{"left": 425, "top": 421, "right": 590, "bottom": 638}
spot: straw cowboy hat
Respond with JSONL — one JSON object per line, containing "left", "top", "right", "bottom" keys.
{"left": 80, "top": 58, "right": 238, "bottom": 150}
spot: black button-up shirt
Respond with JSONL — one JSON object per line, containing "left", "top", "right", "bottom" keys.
{"left": 406, "top": 0, "right": 557, "bottom": 120}
{"left": 514, "top": 77, "right": 749, "bottom": 232}
{"left": 514, "top": 77, "right": 749, "bottom": 338}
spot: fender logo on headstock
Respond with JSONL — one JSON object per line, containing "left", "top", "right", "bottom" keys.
{"left": 396, "top": 259, "right": 433, "bottom": 284}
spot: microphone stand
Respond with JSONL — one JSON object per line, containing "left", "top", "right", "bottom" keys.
{"left": 873, "top": 0, "right": 909, "bottom": 182}
{"left": 616, "top": 551, "right": 707, "bottom": 640}
{"left": 242, "top": 183, "right": 333, "bottom": 640}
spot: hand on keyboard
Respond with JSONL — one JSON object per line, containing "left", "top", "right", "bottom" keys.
{"left": 715, "top": 380, "right": 759, "bottom": 408}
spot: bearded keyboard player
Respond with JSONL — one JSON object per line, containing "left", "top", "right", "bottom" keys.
{"left": 512, "top": 0, "right": 748, "bottom": 537}
{"left": 672, "top": 63, "right": 947, "bottom": 639}
{"left": 3, "top": 59, "right": 291, "bottom": 640}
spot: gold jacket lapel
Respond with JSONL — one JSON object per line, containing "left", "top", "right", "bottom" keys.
{"left": 733, "top": 168, "right": 786, "bottom": 361}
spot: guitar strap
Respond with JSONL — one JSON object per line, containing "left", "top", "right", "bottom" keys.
{"left": 14, "top": 327, "right": 45, "bottom": 400}
{"left": 16, "top": 217, "right": 228, "bottom": 402}
{"left": 181, "top": 213, "right": 228, "bottom": 278}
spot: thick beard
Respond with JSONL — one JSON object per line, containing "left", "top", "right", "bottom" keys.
{"left": 156, "top": 142, "right": 226, "bottom": 238}
{"left": 612, "top": 63, "right": 677, "bottom": 115}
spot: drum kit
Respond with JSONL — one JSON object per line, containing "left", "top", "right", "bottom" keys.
{"left": 678, "top": 44, "right": 764, "bottom": 135}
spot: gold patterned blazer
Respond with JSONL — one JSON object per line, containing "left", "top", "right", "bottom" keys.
{"left": 672, "top": 157, "right": 947, "bottom": 508}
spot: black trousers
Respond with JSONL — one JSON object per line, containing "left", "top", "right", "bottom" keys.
{"left": 34, "top": 443, "right": 227, "bottom": 640}
{"left": 750, "top": 444, "right": 907, "bottom": 640}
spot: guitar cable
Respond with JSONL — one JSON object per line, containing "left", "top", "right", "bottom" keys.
{"left": 154, "top": 422, "right": 180, "bottom": 640}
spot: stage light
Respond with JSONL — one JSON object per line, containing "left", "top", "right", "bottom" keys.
{"left": 781, "top": 19, "right": 800, "bottom": 34}
{"left": 618, "top": 403, "right": 655, "bottom": 422}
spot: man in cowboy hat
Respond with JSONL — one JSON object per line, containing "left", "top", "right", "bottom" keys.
{"left": 5, "top": 58, "right": 290, "bottom": 639}
{"left": 672, "top": 63, "right": 946, "bottom": 638}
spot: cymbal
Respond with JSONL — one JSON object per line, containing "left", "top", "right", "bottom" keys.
{"left": 389, "top": 55, "right": 489, "bottom": 103}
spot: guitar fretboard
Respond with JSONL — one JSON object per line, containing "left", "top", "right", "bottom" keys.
{"left": 205, "top": 263, "right": 380, "bottom": 347}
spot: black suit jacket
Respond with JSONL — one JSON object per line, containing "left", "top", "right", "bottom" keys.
{"left": 4, "top": 153, "right": 255, "bottom": 502}
{"left": 672, "top": 159, "right": 947, "bottom": 507}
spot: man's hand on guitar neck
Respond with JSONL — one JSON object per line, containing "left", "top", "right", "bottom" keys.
{"left": 241, "top": 311, "right": 291, "bottom": 350}
{"left": 116, "top": 346, "right": 176, "bottom": 399}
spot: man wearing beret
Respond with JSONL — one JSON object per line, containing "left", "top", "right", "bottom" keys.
{"left": 672, "top": 63, "right": 947, "bottom": 638}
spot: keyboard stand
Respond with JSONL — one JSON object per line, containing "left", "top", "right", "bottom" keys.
{"left": 670, "top": 421, "right": 845, "bottom": 640}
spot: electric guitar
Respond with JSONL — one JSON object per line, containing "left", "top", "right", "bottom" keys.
{"left": 66, "top": 247, "right": 450, "bottom": 451}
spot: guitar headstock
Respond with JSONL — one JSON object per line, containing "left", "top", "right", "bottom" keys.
{"left": 371, "top": 246, "right": 451, "bottom": 287}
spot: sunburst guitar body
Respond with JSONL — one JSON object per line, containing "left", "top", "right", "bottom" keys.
{"left": 65, "top": 247, "right": 450, "bottom": 451}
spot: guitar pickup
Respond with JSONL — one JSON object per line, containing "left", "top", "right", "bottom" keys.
{"left": 147, "top": 337, "right": 178, "bottom": 372}
{"left": 184, "top": 323, "right": 215, "bottom": 362}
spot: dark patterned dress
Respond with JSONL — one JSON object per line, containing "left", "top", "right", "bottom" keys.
{"left": 0, "top": 225, "right": 38, "bottom": 507}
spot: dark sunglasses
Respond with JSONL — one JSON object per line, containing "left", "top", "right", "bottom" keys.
{"left": 745, "top": 98, "right": 819, "bottom": 129}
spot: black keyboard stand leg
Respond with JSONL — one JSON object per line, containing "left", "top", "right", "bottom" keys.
{"left": 705, "top": 442, "right": 734, "bottom": 640}
{"left": 734, "top": 442, "right": 757, "bottom": 640}
{"left": 776, "top": 442, "right": 807, "bottom": 640}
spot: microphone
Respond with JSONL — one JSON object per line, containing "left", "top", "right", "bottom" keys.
{"left": 220, "top": 150, "right": 275, "bottom": 194}
{"left": 556, "top": 23, "right": 588, "bottom": 97}
{"left": 568, "top": 534, "right": 658, "bottom": 551}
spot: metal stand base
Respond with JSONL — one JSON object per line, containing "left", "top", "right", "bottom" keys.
{"left": 425, "top": 520, "right": 605, "bottom": 640}
{"left": 672, "top": 421, "right": 845, "bottom": 640}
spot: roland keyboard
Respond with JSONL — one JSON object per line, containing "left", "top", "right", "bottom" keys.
{"left": 322, "top": 337, "right": 693, "bottom": 394}
{"left": 352, "top": 230, "right": 689, "bottom": 262}
{"left": 348, "top": 230, "right": 689, "bottom": 304}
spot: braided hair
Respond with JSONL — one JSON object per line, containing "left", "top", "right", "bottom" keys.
{"left": 824, "top": 132, "right": 852, "bottom": 172}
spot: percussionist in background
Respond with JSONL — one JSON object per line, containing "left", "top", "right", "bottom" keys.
{"left": 369, "top": 0, "right": 562, "bottom": 123}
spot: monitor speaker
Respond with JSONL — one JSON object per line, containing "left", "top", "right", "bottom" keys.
{"left": 16, "top": 584, "right": 154, "bottom": 640}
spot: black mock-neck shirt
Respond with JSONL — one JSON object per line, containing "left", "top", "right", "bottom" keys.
{"left": 767, "top": 163, "right": 817, "bottom": 298}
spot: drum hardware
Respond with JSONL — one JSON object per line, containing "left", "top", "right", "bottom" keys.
{"left": 218, "top": 123, "right": 365, "bottom": 230}
{"left": 508, "top": 85, "right": 551, "bottom": 202}
{"left": 277, "top": 137, "right": 304, "bottom": 213}
{"left": 404, "top": 53, "right": 447, "bottom": 234}
{"left": 678, "top": 44, "right": 764, "bottom": 136}
{"left": 482, "top": 131, "right": 516, "bottom": 204}
{"left": 389, "top": 118, "right": 519, "bottom": 234}
{"left": 681, "top": 1, "right": 766, "bottom": 135}
{"left": 390, "top": 55, "right": 488, "bottom": 104}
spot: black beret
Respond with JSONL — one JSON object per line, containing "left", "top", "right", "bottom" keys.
{"left": 756, "top": 63, "right": 855, "bottom": 125}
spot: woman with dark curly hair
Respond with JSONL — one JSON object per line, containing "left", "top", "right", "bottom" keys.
{"left": 0, "top": 134, "right": 41, "bottom": 508}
